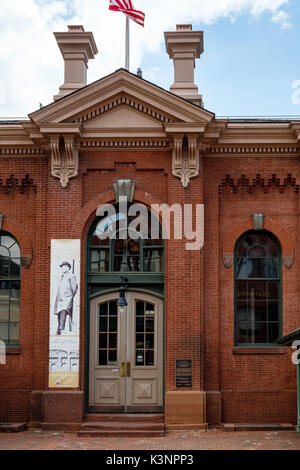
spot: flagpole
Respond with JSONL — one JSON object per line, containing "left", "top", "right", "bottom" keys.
{"left": 125, "top": 16, "right": 130, "bottom": 71}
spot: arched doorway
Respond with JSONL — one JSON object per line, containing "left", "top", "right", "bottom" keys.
{"left": 85, "top": 203, "right": 164, "bottom": 413}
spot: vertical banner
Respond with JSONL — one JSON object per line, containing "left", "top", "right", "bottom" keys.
{"left": 49, "top": 240, "right": 80, "bottom": 388}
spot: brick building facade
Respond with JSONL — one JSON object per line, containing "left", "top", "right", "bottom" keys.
{"left": 0, "top": 24, "right": 299, "bottom": 431}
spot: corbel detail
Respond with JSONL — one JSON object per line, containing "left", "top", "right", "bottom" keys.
{"left": 50, "top": 134, "right": 79, "bottom": 188}
{"left": 171, "top": 133, "right": 200, "bottom": 188}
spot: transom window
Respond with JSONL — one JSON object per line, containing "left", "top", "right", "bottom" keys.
{"left": 88, "top": 205, "right": 164, "bottom": 273}
{"left": 0, "top": 231, "right": 21, "bottom": 346}
{"left": 235, "top": 231, "right": 281, "bottom": 345}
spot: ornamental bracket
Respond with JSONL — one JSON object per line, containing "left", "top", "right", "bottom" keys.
{"left": 50, "top": 134, "right": 79, "bottom": 188}
{"left": 171, "top": 133, "right": 200, "bottom": 188}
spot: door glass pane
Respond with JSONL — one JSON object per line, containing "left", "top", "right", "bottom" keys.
{"left": 135, "top": 301, "right": 155, "bottom": 367}
{"left": 98, "top": 301, "right": 118, "bottom": 366}
{"left": 99, "top": 333, "right": 107, "bottom": 348}
{"left": 146, "top": 350, "right": 154, "bottom": 366}
{"left": 99, "top": 350, "right": 107, "bottom": 366}
{"left": 108, "top": 350, "right": 117, "bottom": 365}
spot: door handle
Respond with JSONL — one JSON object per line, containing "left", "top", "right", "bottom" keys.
{"left": 121, "top": 362, "right": 126, "bottom": 377}
{"left": 126, "top": 362, "right": 131, "bottom": 377}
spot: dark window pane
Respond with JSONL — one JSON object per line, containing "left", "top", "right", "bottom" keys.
{"left": 127, "top": 256, "right": 140, "bottom": 272}
{"left": 268, "top": 259, "right": 278, "bottom": 278}
{"left": 251, "top": 301, "right": 267, "bottom": 322}
{"left": 146, "top": 350, "right": 154, "bottom": 366}
{"left": 146, "top": 317, "right": 154, "bottom": 332}
{"left": 114, "top": 240, "right": 126, "bottom": 255}
{"left": 109, "top": 334, "right": 117, "bottom": 349}
{"left": 99, "top": 317, "right": 108, "bottom": 332}
{"left": 236, "top": 281, "right": 247, "bottom": 300}
{"left": 146, "top": 303, "right": 155, "bottom": 314}
{"left": 136, "top": 301, "right": 144, "bottom": 316}
{"left": 268, "top": 323, "right": 279, "bottom": 343}
{"left": 237, "top": 301, "right": 248, "bottom": 322}
{"left": 108, "top": 350, "right": 117, "bottom": 365}
{"left": 236, "top": 258, "right": 248, "bottom": 279}
{"left": 0, "top": 256, "right": 9, "bottom": 278}
{"left": 144, "top": 249, "right": 162, "bottom": 272}
{"left": 99, "top": 350, "right": 107, "bottom": 366}
{"left": 136, "top": 350, "right": 144, "bottom": 366}
{"left": 146, "top": 334, "right": 154, "bottom": 349}
{"left": 136, "top": 334, "right": 144, "bottom": 349}
{"left": 109, "top": 317, "right": 117, "bottom": 332}
{"left": 248, "top": 245, "right": 267, "bottom": 258}
{"left": 136, "top": 317, "right": 144, "bottom": 332}
{"left": 248, "top": 322, "right": 267, "bottom": 344}
{"left": 268, "top": 282, "right": 278, "bottom": 300}
{"left": 100, "top": 303, "right": 108, "bottom": 316}
{"left": 109, "top": 301, "right": 117, "bottom": 316}
{"left": 236, "top": 322, "right": 248, "bottom": 343}
{"left": 248, "top": 259, "right": 267, "bottom": 278}
{"left": 128, "top": 239, "right": 140, "bottom": 255}
{"left": 268, "top": 302, "right": 279, "bottom": 322}
{"left": 248, "top": 281, "right": 267, "bottom": 300}
{"left": 99, "top": 334, "right": 107, "bottom": 348}
{"left": 236, "top": 240, "right": 249, "bottom": 257}
{"left": 10, "top": 259, "right": 20, "bottom": 277}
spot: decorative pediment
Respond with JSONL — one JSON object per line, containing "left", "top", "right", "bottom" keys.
{"left": 83, "top": 106, "right": 164, "bottom": 134}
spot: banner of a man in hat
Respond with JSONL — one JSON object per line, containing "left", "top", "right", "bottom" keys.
{"left": 54, "top": 261, "right": 78, "bottom": 336}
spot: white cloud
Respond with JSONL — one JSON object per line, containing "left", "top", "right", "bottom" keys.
{"left": 271, "top": 10, "right": 292, "bottom": 29}
{"left": 0, "top": 0, "right": 292, "bottom": 116}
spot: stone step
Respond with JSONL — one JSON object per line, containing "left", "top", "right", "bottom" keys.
{"left": 84, "top": 413, "right": 164, "bottom": 423}
{"left": 223, "top": 423, "right": 295, "bottom": 432}
{"left": 78, "top": 429, "right": 165, "bottom": 438}
{"left": 81, "top": 421, "right": 164, "bottom": 431}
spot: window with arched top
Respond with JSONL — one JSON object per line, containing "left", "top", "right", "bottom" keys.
{"left": 88, "top": 204, "right": 164, "bottom": 274}
{"left": 234, "top": 231, "right": 281, "bottom": 345}
{"left": 0, "top": 231, "right": 21, "bottom": 345}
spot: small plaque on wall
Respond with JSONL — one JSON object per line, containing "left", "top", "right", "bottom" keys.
{"left": 176, "top": 359, "right": 192, "bottom": 388}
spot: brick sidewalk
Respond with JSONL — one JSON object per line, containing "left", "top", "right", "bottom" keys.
{"left": 0, "top": 429, "right": 300, "bottom": 450}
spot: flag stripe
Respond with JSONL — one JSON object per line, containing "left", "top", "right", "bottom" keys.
{"left": 109, "top": 0, "right": 145, "bottom": 27}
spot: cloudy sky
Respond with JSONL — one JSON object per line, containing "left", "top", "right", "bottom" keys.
{"left": 0, "top": 0, "right": 300, "bottom": 117}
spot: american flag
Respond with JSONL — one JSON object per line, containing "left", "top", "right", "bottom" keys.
{"left": 109, "top": 0, "right": 145, "bottom": 27}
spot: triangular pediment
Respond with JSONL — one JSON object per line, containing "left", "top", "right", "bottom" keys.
{"left": 28, "top": 69, "right": 215, "bottom": 128}
{"left": 84, "top": 105, "right": 164, "bottom": 130}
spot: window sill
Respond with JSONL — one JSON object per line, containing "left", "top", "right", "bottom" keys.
{"left": 6, "top": 347, "right": 21, "bottom": 355}
{"left": 232, "top": 347, "right": 284, "bottom": 355}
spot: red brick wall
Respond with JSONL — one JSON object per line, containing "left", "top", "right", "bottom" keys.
{"left": 0, "top": 151, "right": 298, "bottom": 424}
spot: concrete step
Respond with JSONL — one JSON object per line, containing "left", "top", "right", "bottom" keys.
{"left": 78, "top": 414, "right": 165, "bottom": 437}
{"left": 81, "top": 421, "right": 164, "bottom": 431}
{"left": 223, "top": 423, "right": 295, "bottom": 432}
{"left": 84, "top": 413, "right": 164, "bottom": 423}
{"left": 78, "top": 429, "right": 165, "bottom": 438}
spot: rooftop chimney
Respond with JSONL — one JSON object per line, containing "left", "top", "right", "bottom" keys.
{"left": 164, "top": 25, "right": 204, "bottom": 106}
{"left": 54, "top": 25, "right": 98, "bottom": 101}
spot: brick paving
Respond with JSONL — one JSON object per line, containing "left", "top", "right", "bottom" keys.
{"left": 0, "top": 429, "right": 300, "bottom": 450}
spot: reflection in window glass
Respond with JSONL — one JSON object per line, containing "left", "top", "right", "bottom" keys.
{"left": 235, "top": 231, "right": 281, "bottom": 345}
{"left": 0, "top": 232, "right": 21, "bottom": 346}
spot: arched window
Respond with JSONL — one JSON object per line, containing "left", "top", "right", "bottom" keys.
{"left": 88, "top": 204, "right": 164, "bottom": 273}
{"left": 0, "top": 231, "right": 21, "bottom": 345}
{"left": 234, "top": 231, "right": 281, "bottom": 345}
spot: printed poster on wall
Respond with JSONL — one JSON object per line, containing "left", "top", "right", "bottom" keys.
{"left": 49, "top": 239, "right": 80, "bottom": 388}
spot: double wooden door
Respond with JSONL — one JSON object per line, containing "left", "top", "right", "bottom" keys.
{"left": 89, "top": 291, "right": 163, "bottom": 412}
